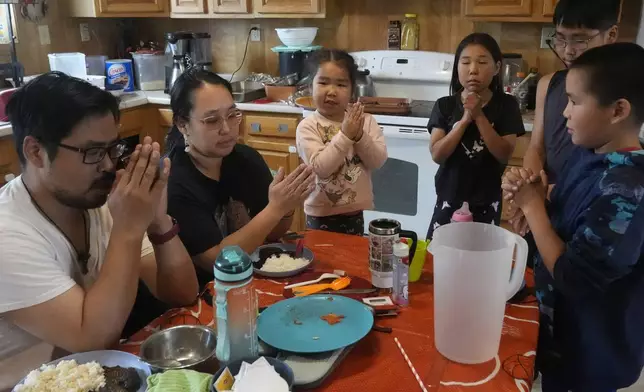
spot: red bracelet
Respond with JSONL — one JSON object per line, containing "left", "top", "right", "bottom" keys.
{"left": 148, "top": 217, "right": 180, "bottom": 245}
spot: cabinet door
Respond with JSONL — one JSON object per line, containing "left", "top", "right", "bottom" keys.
{"left": 212, "top": 0, "right": 250, "bottom": 13}
{"left": 253, "top": 0, "right": 319, "bottom": 14}
{"left": 172, "top": 0, "right": 207, "bottom": 13}
{"left": 463, "top": 0, "right": 533, "bottom": 17}
{"left": 98, "top": 0, "right": 167, "bottom": 14}
{"left": 542, "top": 0, "right": 557, "bottom": 17}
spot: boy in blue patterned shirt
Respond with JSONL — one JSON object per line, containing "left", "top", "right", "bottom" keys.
{"left": 503, "top": 43, "right": 644, "bottom": 392}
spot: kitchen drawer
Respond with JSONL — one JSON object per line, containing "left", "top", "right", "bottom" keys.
{"left": 508, "top": 134, "right": 531, "bottom": 167}
{"left": 158, "top": 108, "right": 173, "bottom": 127}
{"left": 244, "top": 113, "right": 299, "bottom": 138}
{"left": 119, "top": 108, "right": 146, "bottom": 138}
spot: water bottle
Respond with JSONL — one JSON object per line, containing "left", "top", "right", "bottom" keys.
{"left": 451, "top": 202, "right": 474, "bottom": 223}
{"left": 214, "top": 246, "right": 258, "bottom": 365}
{"left": 393, "top": 240, "right": 410, "bottom": 306}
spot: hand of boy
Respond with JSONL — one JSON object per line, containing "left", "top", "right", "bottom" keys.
{"left": 342, "top": 102, "right": 365, "bottom": 141}
{"left": 505, "top": 168, "right": 549, "bottom": 213}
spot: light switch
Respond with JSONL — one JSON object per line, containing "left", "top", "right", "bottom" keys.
{"left": 80, "top": 23, "right": 90, "bottom": 42}
{"left": 38, "top": 25, "right": 50, "bottom": 46}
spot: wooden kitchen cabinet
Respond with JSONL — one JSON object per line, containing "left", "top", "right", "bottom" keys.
{"left": 212, "top": 0, "right": 250, "bottom": 13}
{"left": 171, "top": 0, "right": 208, "bottom": 13}
{"left": 542, "top": 0, "right": 558, "bottom": 17}
{"left": 67, "top": 0, "right": 169, "bottom": 17}
{"left": 253, "top": 0, "right": 319, "bottom": 14}
{"left": 0, "top": 136, "right": 20, "bottom": 187}
{"left": 463, "top": 0, "right": 533, "bottom": 17}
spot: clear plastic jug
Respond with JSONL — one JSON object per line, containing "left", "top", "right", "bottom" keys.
{"left": 214, "top": 246, "right": 259, "bottom": 365}
{"left": 430, "top": 223, "right": 528, "bottom": 364}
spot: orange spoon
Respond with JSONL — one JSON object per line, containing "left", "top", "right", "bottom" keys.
{"left": 293, "top": 276, "right": 352, "bottom": 297}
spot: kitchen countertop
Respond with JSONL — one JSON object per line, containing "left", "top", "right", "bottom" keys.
{"left": 0, "top": 90, "right": 535, "bottom": 138}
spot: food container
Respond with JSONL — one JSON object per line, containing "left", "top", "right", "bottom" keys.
{"left": 48, "top": 52, "right": 87, "bottom": 78}
{"left": 140, "top": 325, "right": 218, "bottom": 373}
{"left": 264, "top": 84, "right": 297, "bottom": 102}
{"left": 85, "top": 75, "right": 105, "bottom": 89}
{"left": 132, "top": 53, "right": 165, "bottom": 91}
{"left": 86, "top": 55, "right": 108, "bottom": 76}
{"left": 275, "top": 27, "right": 318, "bottom": 47}
{"left": 211, "top": 357, "right": 294, "bottom": 392}
{"left": 105, "top": 59, "right": 134, "bottom": 92}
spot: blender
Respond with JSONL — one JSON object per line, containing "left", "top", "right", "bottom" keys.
{"left": 191, "top": 32, "right": 213, "bottom": 71}
{"left": 164, "top": 31, "right": 193, "bottom": 93}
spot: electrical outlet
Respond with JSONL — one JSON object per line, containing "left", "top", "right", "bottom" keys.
{"left": 250, "top": 24, "right": 261, "bottom": 42}
{"left": 38, "top": 25, "right": 50, "bottom": 45}
{"left": 80, "top": 23, "right": 91, "bottom": 42}
{"left": 541, "top": 26, "right": 555, "bottom": 49}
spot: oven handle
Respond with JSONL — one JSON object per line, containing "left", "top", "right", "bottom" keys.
{"left": 379, "top": 126, "right": 431, "bottom": 141}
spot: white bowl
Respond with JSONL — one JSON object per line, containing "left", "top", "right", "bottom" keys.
{"left": 275, "top": 27, "right": 318, "bottom": 48}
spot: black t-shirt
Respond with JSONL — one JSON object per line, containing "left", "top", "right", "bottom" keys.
{"left": 544, "top": 70, "right": 575, "bottom": 184}
{"left": 428, "top": 92, "right": 526, "bottom": 205}
{"left": 167, "top": 144, "right": 273, "bottom": 287}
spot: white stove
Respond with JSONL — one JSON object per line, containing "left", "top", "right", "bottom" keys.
{"left": 304, "top": 50, "right": 455, "bottom": 239}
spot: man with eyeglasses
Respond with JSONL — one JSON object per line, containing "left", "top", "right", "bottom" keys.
{"left": 509, "top": 0, "right": 620, "bottom": 237}
{"left": 0, "top": 72, "right": 198, "bottom": 389}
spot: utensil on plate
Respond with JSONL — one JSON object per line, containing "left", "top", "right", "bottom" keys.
{"left": 316, "top": 288, "right": 377, "bottom": 295}
{"left": 295, "top": 238, "right": 304, "bottom": 258}
{"left": 285, "top": 272, "right": 341, "bottom": 290}
{"left": 293, "top": 276, "right": 351, "bottom": 297}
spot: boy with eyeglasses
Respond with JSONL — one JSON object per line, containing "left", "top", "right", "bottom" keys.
{"left": 508, "top": 0, "right": 620, "bottom": 235}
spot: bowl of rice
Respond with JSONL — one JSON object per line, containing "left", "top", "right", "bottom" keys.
{"left": 251, "top": 243, "right": 314, "bottom": 278}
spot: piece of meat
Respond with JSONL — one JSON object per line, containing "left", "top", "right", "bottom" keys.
{"left": 320, "top": 313, "right": 345, "bottom": 325}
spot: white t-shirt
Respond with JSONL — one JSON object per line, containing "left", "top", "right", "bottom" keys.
{"left": 0, "top": 176, "right": 153, "bottom": 391}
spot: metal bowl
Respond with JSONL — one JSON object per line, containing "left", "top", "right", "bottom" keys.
{"left": 140, "top": 325, "right": 218, "bottom": 373}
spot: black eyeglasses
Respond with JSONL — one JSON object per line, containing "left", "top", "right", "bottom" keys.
{"left": 547, "top": 32, "right": 602, "bottom": 51}
{"left": 58, "top": 140, "right": 127, "bottom": 164}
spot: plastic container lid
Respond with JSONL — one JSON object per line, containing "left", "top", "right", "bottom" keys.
{"left": 214, "top": 246, "right": 253, "bottom": 282}
{"left": 405, "top": 13, "right": 417, "bottom": 18}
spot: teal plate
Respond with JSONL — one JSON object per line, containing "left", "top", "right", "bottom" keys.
{"left": 258, "top": 295, "right": 374, "bottom": 353}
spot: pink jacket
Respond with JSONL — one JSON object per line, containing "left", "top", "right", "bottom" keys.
{"left": 296, "top": 111, "right": 388, "bottom": 217}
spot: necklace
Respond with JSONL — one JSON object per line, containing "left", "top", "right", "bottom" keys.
{"left": 21, "top": 177, "right": 91, "bottom": 274}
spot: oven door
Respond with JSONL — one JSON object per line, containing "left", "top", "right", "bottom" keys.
{"left": 365, "top": 125, "right": 438, "bottom": 240}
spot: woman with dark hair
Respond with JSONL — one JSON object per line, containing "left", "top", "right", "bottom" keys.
{"left": 426, "top": 32, "right": 525, "bottom": 239}
{"left": 166, "top": 68, "right": 315, "bottom": 288}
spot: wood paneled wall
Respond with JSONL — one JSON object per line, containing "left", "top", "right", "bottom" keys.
{"left": 1, "top": 1, "right": 122, "bottom": 75}
{"left": 136, "top": 0, "right": 640, "bottom": 78}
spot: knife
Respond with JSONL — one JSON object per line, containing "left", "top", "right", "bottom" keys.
{"left": 315, "top": 288, "right": 377, "bottom": 295}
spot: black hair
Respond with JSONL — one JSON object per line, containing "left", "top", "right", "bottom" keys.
{"left": 7, "top": 71, "right": 119, "bottom": 165}
{"left": 306, "top": 49, "right": 359, "bottom": 93}
{"left": 166, "top": 67, "right": 233, "bottom": 157}
{"left": 553, "top": 0, "right": 620, "bottom": 31}
{"left": 450, "top": 33, "right": 503, "bottom": 96}
{"left": 570, "top": 42, "right": 644, "bottom": 126}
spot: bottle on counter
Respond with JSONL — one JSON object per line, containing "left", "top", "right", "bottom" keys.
{"left": 401, "top": 14, "right": 419, "bottom": 50}
{"left": 393, "top": 240, "right": 410, "bottom": 306}
{"left": 451, "top": 202, "right": 474, "bottom": 223}
{"left": 388, "top": 20, "right": 402, "bottom": 50}
{"left": 512, "top": 72, "right": 529, "bottom": 114}
{"left": 526, "top": 67, "right": 540, "bottom": 110}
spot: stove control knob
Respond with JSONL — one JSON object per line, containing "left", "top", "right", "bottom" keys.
{"left": 441, "top": 60, "right": 452, "bottom": 71}
{"left": 356, "top": 57, "right": 367, "bottom": 69}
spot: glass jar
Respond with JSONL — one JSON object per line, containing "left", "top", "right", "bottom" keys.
{"left": 401, "top": 14, "right": 419, "bottom": 51}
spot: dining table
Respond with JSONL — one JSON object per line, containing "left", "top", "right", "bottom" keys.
{"left": 117, "top": 230, "right": 540, "bottom": 391}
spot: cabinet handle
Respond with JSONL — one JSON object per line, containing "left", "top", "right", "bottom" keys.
{"left": 278, "top": 124, "right": 289, "bottom": 133}
{"left": 251, "top": 123, "right": 261, "bottom": 133}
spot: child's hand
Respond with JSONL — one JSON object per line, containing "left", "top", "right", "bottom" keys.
{"left": 463, "top": 92, "right": 483, "bottom": 120}
{"left": 461, "top": 108, "right": 473, "bottom": 124}
{"left": 342, "top": 103, "right": 365, "bottom": 141}
{"left": 505, "top": 168, "right": 549, "bottom": 213}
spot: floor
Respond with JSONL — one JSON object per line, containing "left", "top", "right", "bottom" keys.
{"left": 531, "top": 371, "right": 644, "bottom": 391}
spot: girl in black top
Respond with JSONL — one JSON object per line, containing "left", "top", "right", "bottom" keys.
{"left": 427, "top": 33, "right": 525, "bottom": 239}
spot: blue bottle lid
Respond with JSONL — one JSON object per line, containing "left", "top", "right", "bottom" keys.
{"left": 214, "top": 245, "right": 253, "bottom": 282}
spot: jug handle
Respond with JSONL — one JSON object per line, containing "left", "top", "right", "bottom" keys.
{"left": 506, "top": 234, "right": 529, "bottom": 301}
{"left": 400, "top": 230, "right": 418, "bottom": 262}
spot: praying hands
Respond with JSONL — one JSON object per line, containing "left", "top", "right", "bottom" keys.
{"left": 501, "top": 167, "right": 549, "bottom": 235}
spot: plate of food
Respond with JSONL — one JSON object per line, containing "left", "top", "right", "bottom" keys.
{"left": 251, "top": 243, "right": 314, "bottom": 278}
{"left": 13, "top": 350, "right": 150, "bottom": 392}
{"left": 257, "top": 295, "right": 374, "bottom": 353}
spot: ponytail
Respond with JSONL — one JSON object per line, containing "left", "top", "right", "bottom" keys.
{"left": 165, "top": 125, "right": 184, "bottom": 159}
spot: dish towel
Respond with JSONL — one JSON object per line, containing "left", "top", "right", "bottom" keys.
{"left": 147, "top": 369, "right": 213, "bottom": 392}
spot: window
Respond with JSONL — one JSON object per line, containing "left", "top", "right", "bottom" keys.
{"left": 0, "top": 4, "right": 18, "bottom": 44}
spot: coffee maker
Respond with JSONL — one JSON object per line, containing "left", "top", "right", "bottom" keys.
{"left": 164, "top": 31, "right": 193, "bottom": 93}
{"left": 191, "top": 32, "right": 212, "bottom": 71}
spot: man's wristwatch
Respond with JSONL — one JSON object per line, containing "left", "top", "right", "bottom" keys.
{"left": 148, "top": 217, "right": 180, "bottom": 245}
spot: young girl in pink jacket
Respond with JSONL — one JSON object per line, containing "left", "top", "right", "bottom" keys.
{"left": 296, "top": 49, "right": 388, "bottom": 235}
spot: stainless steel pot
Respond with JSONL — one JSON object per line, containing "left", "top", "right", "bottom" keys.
{"left": 354, "top": 69, "right": 375, "bottom": 99}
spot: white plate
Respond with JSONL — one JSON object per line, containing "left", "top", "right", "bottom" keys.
{"left": 251, "top": 243, "right": 314, "bottom": 278}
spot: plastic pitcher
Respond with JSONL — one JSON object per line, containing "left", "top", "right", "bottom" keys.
{"left": 214, "top": 246, "right": 259, "bottom": 365}
{"left": 430, "top": 222, "right": 528, "bottom": 364}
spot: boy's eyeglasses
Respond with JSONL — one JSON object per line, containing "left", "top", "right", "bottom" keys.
{"left": 58, "top": 140, "right": 127, "bottom": 164}
{"left": 547, "top": 32, "right": 602, "bottom": 51}
{"left": 191, "top": 109, "right": 243, "bottom": 134}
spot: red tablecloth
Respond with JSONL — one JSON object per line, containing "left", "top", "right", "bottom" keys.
{"left": 117, "top": 230, "right": 539, "bottom": 391}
